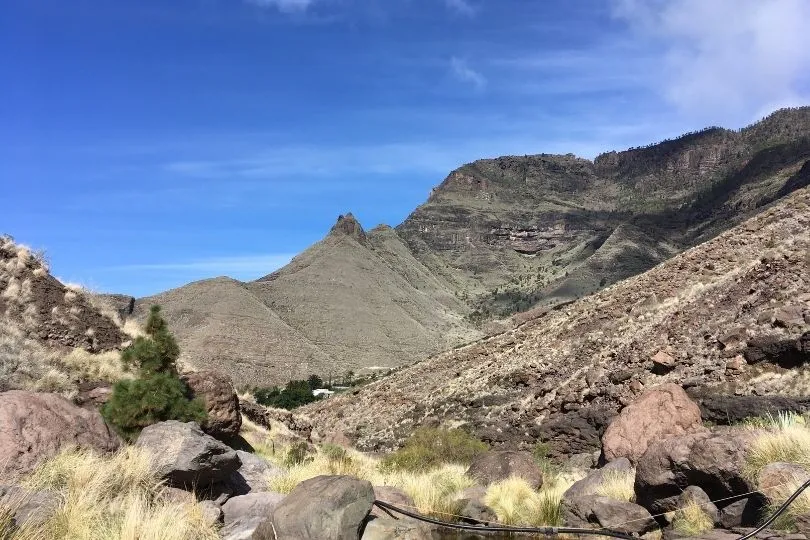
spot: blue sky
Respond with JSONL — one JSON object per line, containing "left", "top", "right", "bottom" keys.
{"left": 2, "top": 0, "right": 810, "bottom": 296}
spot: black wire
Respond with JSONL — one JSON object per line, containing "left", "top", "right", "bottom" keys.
{"left": 373, "top": 477, "right": 810, "bottom": 540}
{"left": 373, "top": 500, "right": 638, "bottom": 539}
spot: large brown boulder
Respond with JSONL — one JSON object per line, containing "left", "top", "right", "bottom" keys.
{"left": 602, "top": 383, "right": 703, "bottom": 463}
{"left": 0, "top": 390, "right": 121, "bottom": 479}
{"left": 635, "top": 427, "right": 756, "bottom": 514}
{"left": 134, "top": 421, "right": 241, "bottom": 489}
{"left": 272, "top": 475, "right": 375, "bottom": 539}
{"left": 180, "top": 370, "right": 241, "bottom": 440}
{"left": 466, "top": 450, "right": 543, "bottom": 489}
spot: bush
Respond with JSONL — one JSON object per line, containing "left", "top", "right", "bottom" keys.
{"left": 102, "top": 306, "right": 205, "bottom": 440}
{"left": 285, "top": 441, "right": 313, "bottom": 467}
{"left": 253, "top": 376, "right": 325, "bottom": 410}
{"left": 380, "top": 427, "right": 488, "bottom": 472}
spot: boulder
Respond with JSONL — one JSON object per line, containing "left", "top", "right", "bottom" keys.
{"left": 219, "top": 516, "right": 275, "bottom": 540}
{"left": 361, "top": 514, "right": 437, "bottom": 540}
{"left": 678, "top": 486, "right": 718, "bottom": 525}
{"left": 651, "top": 351, "right": 676, "bottom": 374}
{"left": 0, "top": 485, "right": 61, "bottom": 529}
{"left": 134, "top": 421, "right": 241, "bottom": 489}
{"left": 227, "top": 450, "right": 283, "bottom": 495}
{"left": 180, "top": 370, "right": 241, "bottom": 440}
{"left": 466, "top": 450, "right": 543, "bottom": 489}
{"left": 718, "top": 497, "right": 765, "bottom": 528}
{"left": 456, "top": 498, "right": 497, "bottom": 524}
{"left": 635, "top": 427, "right": 756, "bottom": 514}
{"left": 562, "top": 494, "right": 658, "bottom": 535}
{"left": 602, "top": 384, "right": 703, "bottom": 463}
{"left": 796, "top": 514, "right": 810, "bottom": 536}
{"left": 758, "top": 462, "right": 810, "bottom": 501}
{"left": 772, "top": 304, "right": 807, "bottom": 328}
{"left": 222, "top": 492, "right": 285, "bottom": 525}
{"left": 372, "top": 485, "right": 414, "bottom": 514}
{"left": 564, "top": 458, "right": 633, "bottom": 500}
{"left": 272, "top": 475, "right": 375, "bottom": 539}
{"left": 0, "top": 390, "right": 121, "bottom": 479}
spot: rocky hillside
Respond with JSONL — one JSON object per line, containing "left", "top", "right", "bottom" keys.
{"left": 0, "top": 236, "right": 127, "bottom": 394}
{"left": 137, "top": 107, "right": 810, "bottom": 387}
{"left": 303, "top": 186, "right": 810, "bottom": 455}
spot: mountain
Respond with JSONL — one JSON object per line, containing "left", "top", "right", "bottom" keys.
{"left": 136, "top": 214, "right": 480, "bottom": 388}
{"left": 136, "top": 107, "right": 810, "bottom": 388}
{"left": 303, "top": 185, "right": 810, "bottom": 456}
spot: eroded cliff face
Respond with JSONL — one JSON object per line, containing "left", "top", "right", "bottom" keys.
{"left": 396, "top": 108, "right": 810, "bottom": 317}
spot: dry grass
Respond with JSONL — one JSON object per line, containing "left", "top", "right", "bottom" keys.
{"left": 595, "top": 469, "right": 636, "bottom": 502}
{"left": 745, "top": 412, "right": 810, "bottom": 481}
{"left": 484, "top": 475, "right": 573, "bottom": 527}
{"left": 59, "top": 349, "right": 128, "bottom": 383}
{"left": 6, "top": 447, "right": 220, "bottom": 540}
{"left": 671, "top": 500, "right": 715, "bottom": 537}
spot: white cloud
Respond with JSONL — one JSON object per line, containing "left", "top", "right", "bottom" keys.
{"left": 613, "top": 0, "right": 810, "bottom": 124}
{"left": 445, "top": 0, "right": 476, "bottom": 16}
{"left": 450, "top": 57, "right": 486, "bottom": 89}
{"left": 246, "top": 0, "right": 314, "bottom": 13}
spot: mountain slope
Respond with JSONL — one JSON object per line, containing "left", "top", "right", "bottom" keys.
{"left": 304, "top": 186, "right": 810, "bottom": 455}
{"left": 136, "top": 107, "right": 810, "bottom": 387}
{"left": 136, "top": 215, "right": 481, "bottom": 388}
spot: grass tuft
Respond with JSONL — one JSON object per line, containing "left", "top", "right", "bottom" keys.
{"left": 745, "top": 412, "right": 810, "bottom": 481}
{"left": 13, "top": 447, "right": 219, "bottom": 540}
{"left": 484, "top": 476, "right": 568, "bottom": 526}
{"left": 595, "top": 469, "right": 636, "bottom": 502}
{"left": 672, "top": 500, "right": 714, "bottom": 537}
{"left": 380, "top": 427, "right": 488, "bottom": 473}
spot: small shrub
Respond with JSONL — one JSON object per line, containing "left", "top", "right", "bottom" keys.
{"left": 532, "top": 441, "right": 562, "bottom": 481}
{"left": 380, "top": 427, "right": 488, "bottom": 472}
{"left": 285, "top": 441, "right": 313, "bottom": 467}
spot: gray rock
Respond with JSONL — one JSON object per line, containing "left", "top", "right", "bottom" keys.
{"left": 361, "top": 514, "right": 437, "bottom": 540}
{"left": 134, "top": 421, "right": 241, "bottom": 488}
{"left": 456, "top": 498, "right": 497, "bottom": 524}
{"left": 228, "top": 451, "right": 283, "bottom": 495}
{"left": 466, "top": 450, "right": 543, "bottom": 489}
{"left": 272, "top": 475, "right": 375, "bottom": 540}
{"left": 199, "top": 500, "right": 222, "bottom": 527}
{"left": 567, "top": 452, "right": 597, "bottom": 470}
{"left": 759, "top": 462, "right": 810, "bottom": 502}
{"left": 219, "top": 516, "right": 274, "bottom": 540}
{"left": 564, "top": 457, "right": 633, "bottom": 500}
{"left": 718, "top": 497, "right": 765, "bottom": 529}
{"left": 635, "top": 427, "right": 756, "bottom": 514}
{"left": 222, "top": 492, "right": 285, "bottom": 526}
{"left": 563, "top": 494, "right": 658, "bottom": 535}
{"left": 0, "top": 485, "right": 61, "bottom": 528}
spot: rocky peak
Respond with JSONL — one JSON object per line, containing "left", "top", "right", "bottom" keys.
{"left": 329, "top": 213, "right": 367, "bottom": 244}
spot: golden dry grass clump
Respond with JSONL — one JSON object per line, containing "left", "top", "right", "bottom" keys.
{"left": 2, "top": 447, "right": 219, "bottom": 540}
{"left": 745, "top": 412, "right": 810, "bottom": 531}
{"left": 671, "top": 500, "right": 715, "bottom": 537}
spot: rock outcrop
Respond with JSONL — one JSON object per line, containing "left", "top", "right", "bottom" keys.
{"left": 180, "top": 370, "right": 242, "bottom": 440}
{"left": 0, "top": 390, "right": 121, "bottom": 479}
{"left": 466, "top": 450, "right": 544, "bottom": 489}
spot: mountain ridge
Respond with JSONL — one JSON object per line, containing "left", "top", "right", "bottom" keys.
{"left": 135, "top": 106, "right": 810, "bottom": 387}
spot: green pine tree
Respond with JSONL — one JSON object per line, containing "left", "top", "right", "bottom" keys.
{"left": 102, "top": 305, "right": 206, "bottom": 440}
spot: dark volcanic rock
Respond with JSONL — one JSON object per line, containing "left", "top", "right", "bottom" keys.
{"left": 688, "top": 391, "right": 810, "bottom": 425}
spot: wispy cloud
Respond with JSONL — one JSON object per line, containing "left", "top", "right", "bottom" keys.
{"left": 107, "top": 254, "right": 295, "bottom": 274}
{"left": 612, "top": 0, "right": 810, "bottom": 124}
{"left": 245, "top": 0, "right": 314, "bottom": 13}
{"left": 444, "top": 0, "right": 476, "bottom": 16}
{"left": 450, "top": 57, "right": 486, "bottom": 90}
